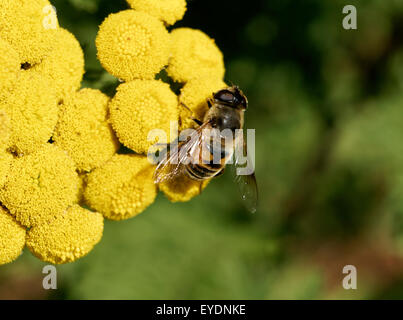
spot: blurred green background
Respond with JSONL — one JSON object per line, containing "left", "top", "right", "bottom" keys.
{"left": 2, "top": 0, "right": 403, "bottom": 299}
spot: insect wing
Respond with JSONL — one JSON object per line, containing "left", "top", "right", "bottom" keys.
{"left": 232, "top": 130, "right": 258, "bottom": 213}
{"left": 153, "top": 122, "right": 209, "bottom": 183}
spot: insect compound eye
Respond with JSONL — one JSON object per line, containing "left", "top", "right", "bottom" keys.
{"left": 214, "top": 90, "right": 235, "bottom": 104}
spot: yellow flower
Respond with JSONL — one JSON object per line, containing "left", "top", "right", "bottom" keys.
{"left": 159, "top": 175, "right": 210, "bottom": 202}
{"left": 30, "top": 28, "right": 84, "bottom": 102}
{"left": 0, "top": 109, "right": 11, "bottom": 150}
{"left": 84, "top": 154, "right": 157, "bottom": 220}
{"left": 179, "top": 77, "right": 227, "bottom": 130}
{"left": 0, "top": 0, "right": 58, "bottom": 64}
{"left": 53, "top": 89, "right": 120, "bottom": 172}
{"left": 0, "top": 38, "right": 20, "bottom": 95}
{"left": 0, "top": 144, "right": 78, "bottom": 228}
{"left": 0, "top": 151, "right": 12, "bottom": 188}
{"left": 0, "top": 206, "right": 26, "bottom": 265}
{"left": 0, "top": 71, "right": 58, "bottom": 155}
{"left": 96, "top": 10, "right": 170, "bottom": 81}
{"left": 167, "top": 28, "right": 225, "bottom": 83}
{"left": 126, "top": 0, "right": 187, "bottom": 25}
{"left": 26, "top": 204, "right": 104, "bottom": 264}
{"left": 109, "top": 79, "right": 179, "bottom": 154}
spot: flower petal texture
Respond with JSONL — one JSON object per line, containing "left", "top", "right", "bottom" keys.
{"left": 167, "top": 28, "right": 225, "bottom": 83}
{"left": 26, "top": 204, "right": 104, "bottom": 264}
{"left": 0, "top": 71, "right": 58, "bottom": 155}
{"left": 0, "top": 206, "right": 25, "bottom": 265}
{"left": 126, "top": 0, "right": 187, "bottom": 25}
{"left": 53, "top": 88, "right": 120, "bottom": 172}
{"left": 0, "top": 0, "right": 58, "bottom": 64}
{"left": 179, "top": 77, "right": 227, "bottom": 130}
{"left": 84, "top": 154, "right": 157, "bottom": 220}
{"left": 96, "top": 10, "right": 170, "bottom": 81}
{"left": 0, "top": 109, "right": 11, "bottom": 150}
{"left": 0, "top": 151, "right": 12, "bottom": 188}
{"left": 30, "top": 28, "right": 84, "bottom": 102}
{"left": 0, "top": 144, "right": 79, "bottom": 228}
{"left": 109, "top": 79, "right": 179, "bottom": 154}
{"left": 0, "top": 38, "right": 20, "bottom": 95}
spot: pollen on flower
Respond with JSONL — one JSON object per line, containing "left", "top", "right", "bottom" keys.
{"left": 0, "top": 38, "right": 20, "bottom": 95}
{"left": 0, "top": 0, "right": 58, "bottom": 64}
{"left": 126, "top": 0, "right": 187, "bottom": 25}
{"left": 159, "top": 175, "right": 210, "bottom": 202}
{"left": 30, "top": 28, "right": 84, "bottom": 102}
{"left": 167, "top": 28, "right": 225, "bottom": 83}
{"left": 53, "top": 89, "right": 120, "bottom": 172}
{"left": 0, "top": 71, "right": 58, "bottom": 155}
{"left": 84, "top": 154, "right": 157, "bottom": 220}
{"left": 0, "top": 144, "right": 79, "bottom": 228}
{"left": 0, "top": 206, "right": 26, "bottom": 265}
{"left": 109, "top": 79, "right": 179, "bottom": 154}
{"left": 26, "top": 204, "right": 104, "bottom": 264}
{"left": 179, "top": 77, "right": 227, "bottom": 130}
{"left": 96, "top": 10, "right": 171, "bottom": 81}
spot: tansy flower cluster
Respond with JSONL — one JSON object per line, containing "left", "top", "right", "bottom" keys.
{"left": 0, "top": 0, "right": 102, "bottom": 266}
{"left": 0, "top": 0, "right": 228, "bottom": 265}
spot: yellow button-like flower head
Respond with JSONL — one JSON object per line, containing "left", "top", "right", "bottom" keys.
{"left": 84, "top": 154, "right": 157, "bottom": 220}
{"left": 0, "top": 206, "right": 26, "bottom": 265}
{"left": 53, "top": 89, "right": 120, "bottom": 172}
{"left": 109, "top": 79, "right": 179, "bottom": 154}
{"left": 159, "top": 175, "right": 210, "bottom": 202}
{"left": 0, "top": 144, "right": 79, "bottom": 228}
{"left": 179, "top": 77, "right": 227, "bottom": 130}
{"left": 0, "top": 0, "right": 58, "bottom": 64}
{"left": 26, "top": 204, "right": 104, "bottom": 264}
{"left": 0, "top": 38, "right": 20, "bottom": 95}
{"left": 167, "top": 28, "right": 225, "bottom": 83}
{"left": 96, "top": 10, "right": 171, "bottom": 81}
{"left": 30, "top": 28, "right": 84, "bottom": 102}
{"left": 0, "top": 72, "right": 58, "bottom": 155}
{"left": 126, "top": 0, "right": 187, "bottom": 25}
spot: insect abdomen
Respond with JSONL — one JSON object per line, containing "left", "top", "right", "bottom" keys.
{"left": 185, "top": 163, "right": 223, "bottom": 181}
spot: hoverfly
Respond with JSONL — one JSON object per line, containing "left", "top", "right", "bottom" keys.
{"left": 154, "top": 86, "right": 258, "bottom": 213}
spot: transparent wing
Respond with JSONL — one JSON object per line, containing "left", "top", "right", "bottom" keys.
{"left": 232, "top": 131, "right": 258, "bottom": 213}
{"left": 153, "top": 122, "right": 210, "bottom": 184}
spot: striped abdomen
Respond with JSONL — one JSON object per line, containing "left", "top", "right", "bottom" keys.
{"left": 184, "top": 134, "right": 234, "bottom": 181}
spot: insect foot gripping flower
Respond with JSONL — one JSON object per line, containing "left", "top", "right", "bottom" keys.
{"left": 0, "top": 206, "right": 26, "bottom": 265}
{"left": 126, "top": 0, "right": 187, "bottom": 26}
{"left": 0, "top": 144, "right": 79, "bottom": 228}
{"left": 26, "top": 204, "right": 104, "bottom": 264}
{"left": 0, "top": 72, "right": 58, "bottom": 155}
{"left": 109, "top": 79, "right": 179, "bottom": 154}
{"left": 96, "top": 10, "right": 171, "bottom": 81}
{"left": 0, "top": 38, "right": 20, "bottom": 96}
{"left": 167, "top": 28, "right": 225, "bottom": 83}
{"left": 84, "top": 154, "right": 157, "bottom": 220}
{"left": 30, "top": 28, "right": 85, "bottom": 103}
{"left": 159, "top": 175, "right": 210, "bottom": 202}
{"left": 0, "top": 0, "right": 58, "bottom": 65}
{"left": 53, "top": 89, "right": 120, "bottom": 172}
{"left": 179, "top": 77, "right": 227, "bottom": 130}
